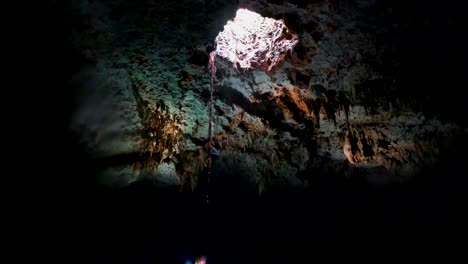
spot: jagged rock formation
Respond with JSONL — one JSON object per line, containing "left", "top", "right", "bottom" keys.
{"left": 68, "top": 0, "right": 466, "bottom": 193}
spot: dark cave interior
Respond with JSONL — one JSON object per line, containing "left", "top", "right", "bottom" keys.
{"left": 25, "top": 0, "right": 468, "bottom": 262}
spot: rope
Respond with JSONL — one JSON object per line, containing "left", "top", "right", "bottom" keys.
{"left": 204, "top": 51, "right": 217, "bottom": 204}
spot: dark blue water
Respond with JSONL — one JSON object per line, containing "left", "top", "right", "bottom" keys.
{"left": 72, "top": 163, "right": 467, "bottom": 263}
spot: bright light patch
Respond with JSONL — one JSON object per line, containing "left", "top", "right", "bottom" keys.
{"left": 215, "top": 9, "right": 298, "bottom": 70}
{"left": 195, "top": 256, "right": 206, "bottom": 264}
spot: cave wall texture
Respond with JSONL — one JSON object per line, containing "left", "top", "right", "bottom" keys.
{"left": 14, "top": 0, "right": 465, "bottom": 261}
{"left": 65, "top": 0, "right": 468, "bottom": 195}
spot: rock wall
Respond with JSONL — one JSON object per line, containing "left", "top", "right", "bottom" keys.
{"left": 68, "top": 0, "right": 466, "bottom": 193}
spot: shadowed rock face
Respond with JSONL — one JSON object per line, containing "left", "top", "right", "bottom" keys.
{"left": 68, "top": 0, "right": 467, "bottom": 193}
